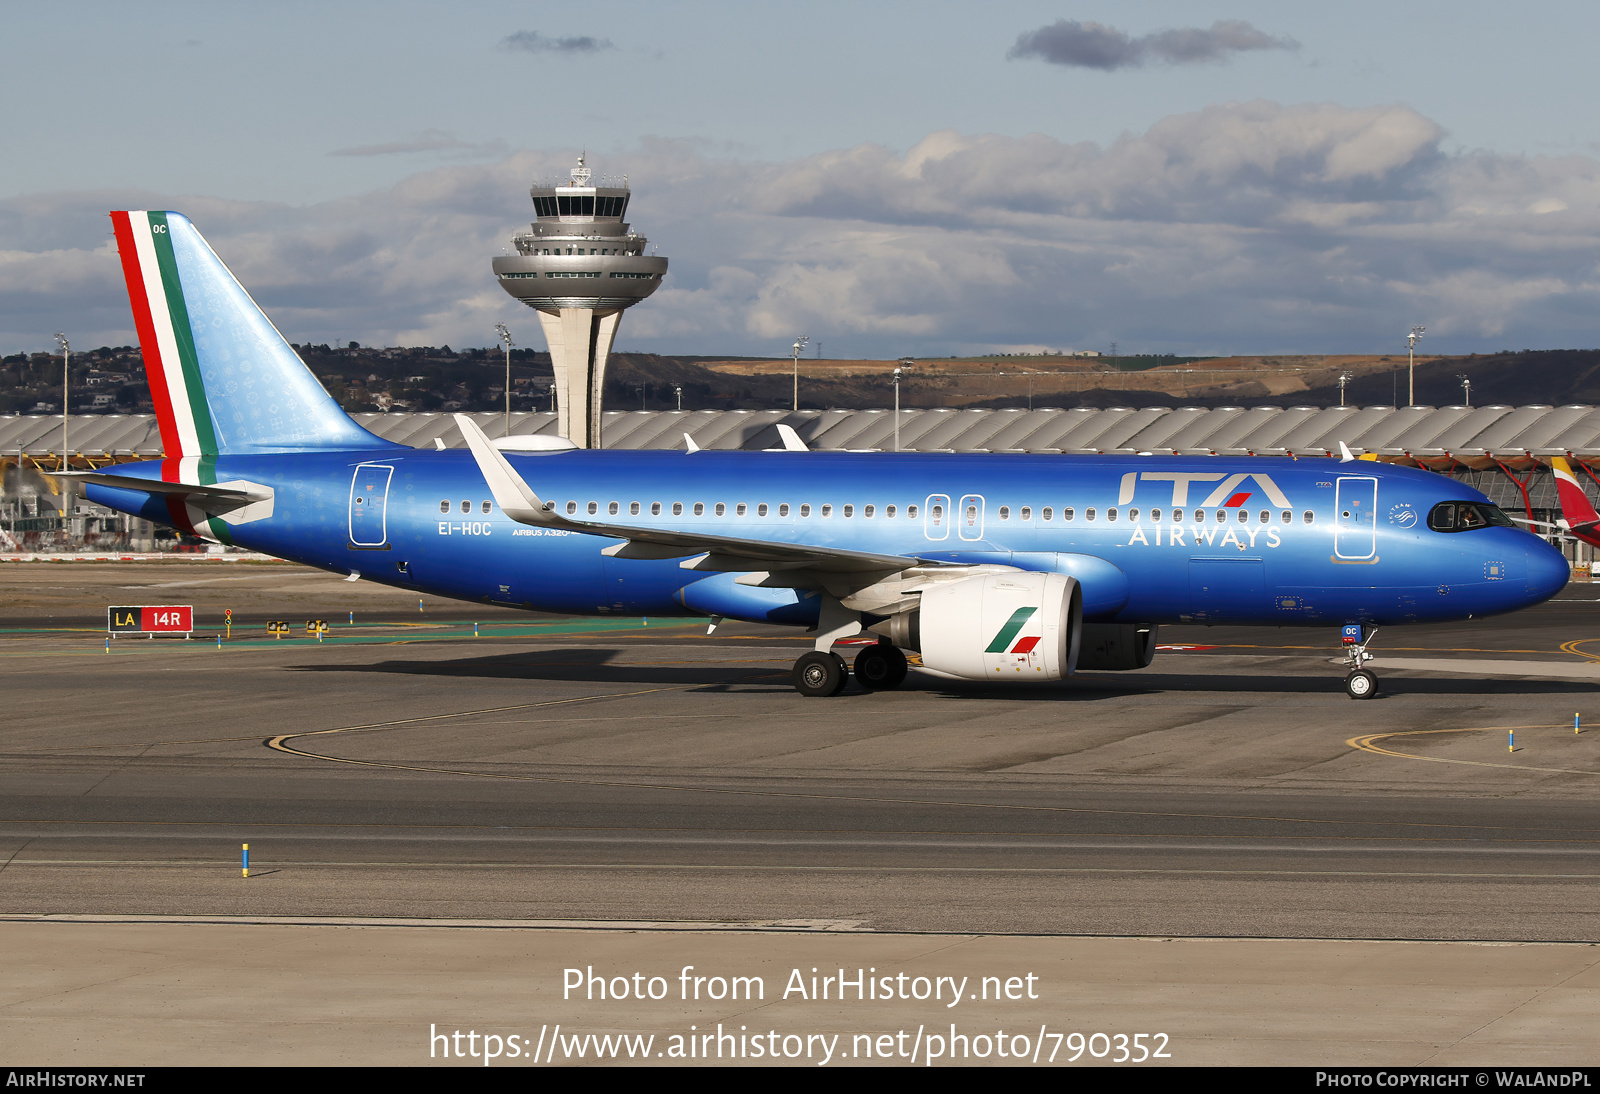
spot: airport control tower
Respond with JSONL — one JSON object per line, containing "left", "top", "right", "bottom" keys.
{"left": 492, "top": 155, "right": 668, "bottom": 447}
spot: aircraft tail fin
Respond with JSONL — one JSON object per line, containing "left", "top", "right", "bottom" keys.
{"left": 1551, "top": 457, "right": 1600, "bottom": 534}
{"left": 110, "top": 210, "right": 400, "bottom": 456}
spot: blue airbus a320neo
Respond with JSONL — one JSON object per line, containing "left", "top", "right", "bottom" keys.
{"left": 67, "top": 211, "right": 1569, "bottom": 699}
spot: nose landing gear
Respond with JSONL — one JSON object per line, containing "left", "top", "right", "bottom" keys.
{"left": 1341, "top": 624, "right": 1378, "bottom": 699}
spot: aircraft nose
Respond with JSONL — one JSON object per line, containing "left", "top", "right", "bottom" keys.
{"left": 1526, "top": 541, "right": 1570, "bottom": 602}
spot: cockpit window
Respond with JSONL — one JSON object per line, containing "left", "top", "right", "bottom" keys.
{"left": 1428, "top": 501, "right": 1516, "bottom": 532}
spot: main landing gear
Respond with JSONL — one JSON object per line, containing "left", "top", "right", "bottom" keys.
{"left": 1341, "top": 624, "right": 1378, "bottom": 700}
{"left": 793, "top": 651, "right": 848, "bottom": 697}
{"left": 853, "top": 641, "right": 908, "bottom": 690}
{"left": 792, "top": 640, "right": 908, "bottom": 696}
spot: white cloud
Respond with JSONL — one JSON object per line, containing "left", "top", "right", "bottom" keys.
{"left": 7, "top": 101, "right": 1600, "bottom": 359}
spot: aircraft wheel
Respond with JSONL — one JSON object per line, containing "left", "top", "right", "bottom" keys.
{"left": 854, "top": 643, "right": 908, "bottom": 690}
{"left": 1345, "top": 669, "right": 1378, "bottom": 700}
{"left": 794, "top": 651, "right": 848, "bottom": 697}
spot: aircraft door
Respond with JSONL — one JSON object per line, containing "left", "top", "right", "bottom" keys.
{"left": 1335, "top": 476, "right": 1378, "bottom": 560}
{"left": 349, "top": 463, "right": 394, "bottom": 548}
{"left": 958, "top": 494, "right": 986, "bottom": 541}
{"left": 924, "top": 494, "right": 950, "bottom": 541}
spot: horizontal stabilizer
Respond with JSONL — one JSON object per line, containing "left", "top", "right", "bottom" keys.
{"left": 54, "top": 470, "right": 253, "bottom": 501}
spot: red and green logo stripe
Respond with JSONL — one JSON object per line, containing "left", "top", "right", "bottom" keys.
{"left": 985, "top": 606, "right": 1039, "bottom": 653}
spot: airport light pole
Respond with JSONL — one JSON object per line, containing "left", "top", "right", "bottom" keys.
{"left": 1337, "top": 371, "right": 1352, "bottom": 407}
{"left": 893, "top": 366, "right": 903, "bottom": 452}
{"left": 673, "top": 384, "right": 683, "bottom": 412}
{"left": 1458, "top": 373, "right": 1472, "bottom": 407}
{"left": 1407, "top": 326, "right": 1425, "bottom": 405}
{"left": 53, "top": 332, "right": 69, "bottom": 518}
{"left": 494, "top": 323, "right": 513, "bottom": 437}
{"left": 791, "top": 336, "right": 809, "bottom": 411}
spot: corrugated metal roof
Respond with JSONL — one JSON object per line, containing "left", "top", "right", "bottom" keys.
{"left": 9, "top": 405, "right": 1600, "bottom": 472}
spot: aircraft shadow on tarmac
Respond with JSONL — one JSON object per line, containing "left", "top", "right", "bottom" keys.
{"left": 289, "top": 647, "right": 784, "bottom": 688}
{"left": 287, "top": 649, "right": 1597, "bottom": 699}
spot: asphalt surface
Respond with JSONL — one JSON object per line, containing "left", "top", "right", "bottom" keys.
{"left": 4, "top": 561, "right": 1600, "bottom": 939}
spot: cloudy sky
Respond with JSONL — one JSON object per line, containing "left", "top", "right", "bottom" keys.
{"left": 6, "top": 1, "right": 1600, "bottom": 359}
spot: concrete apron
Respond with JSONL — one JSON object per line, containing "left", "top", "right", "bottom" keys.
{"left": 3, "top": 918, "right": 1597, "bottom": 1066}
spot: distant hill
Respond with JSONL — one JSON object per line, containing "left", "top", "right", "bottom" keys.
{"left": 6, "top": 344, "right": 1600, "bottom": 415}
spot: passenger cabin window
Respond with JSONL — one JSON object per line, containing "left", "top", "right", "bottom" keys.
{"left": 1128, "top": 508, "right": 1138, "bottom": 522}
{"left": 1064, "top": 507, "right": 1075, "bottom": 521}
{"left": 843, "top": 505, "right": 853, "bottom": 517}
{"left": 1302, "top": 511, "right": 1314, "bottom": 524}
{"left": 1086, "top": 508, "right": 1096, "bottom": 521}
{"left": 800, "top": 504, "right": 811, "bottom": 517}
{"left": 629, "top": 502, "right": 640, "bottom": 515}
{"left": 587, "top": 502, "right": 598, "bottom": 515}
{"left": 908, "top": 505, "right": 918, "bottom": 518}
{"left": 1042, "top": 507, "right": 1053, "bottom": 521}
{"left": 1150, "top": 508, "right": 1161, "bottom": 522}
{"left": 714, "top": 503, "right": 725, "bottom": 516}
{"left": 439, "top": 500, "right": 450, "bottom": 514}
{"left": 694, "top": 503, "right": 705, "bottom": 516}
{"left": 885, "top": 505, "right": 895, "bottom": 517}
{"left": 931, "top": 504, "right": 943, "bottom": 522}
{"left": 460, "top": 501, "right": 470, "bottom": 513}
{"left": 757, "top": 504, "right": 767, "bottom": 516}
{"left": 1236, "top": 509, "right": 1247, "bottom": 523}
{"left": 1258, "top": 510, "right": 1268, "bottom": 524}
{"left": 1281, "top": 510, "right": 1292, "bottom": 523}
{"left": 672, "top": 502, "right": 683, "bottom": 516}
{"left": 1107, "top": 508, "right": 1118, "bottom": 522}
{"left": 998, "top": 506, "right": 1010, "bottom": 520}
{"left": 482, "top": 501, "right": 492, "bottom": 514}
{"left": 736, "top": 503, "right": 747, "bottom": 516}
{"left": 1172, "top": 509, "right": 1182, "bottom": 522}
{"left": 864, "top": 505, "right": 874, "bottom": 517}
{"left": 1020, "top": 506, "right": 1031, "bottom": 520}
{"left": 566, "top": 501, "right": 577, "bottom": 515}
{"left": 650, "top": 502, "right": 661, "bottom": 516}
{"left": 779, "top": 504, "right": 790, "bottom": 516}
{"left": 608, "top": 502, "right": 619, "bottom": 516}
{"left": 822, "top": 504, "right": 833, "bottom": 517}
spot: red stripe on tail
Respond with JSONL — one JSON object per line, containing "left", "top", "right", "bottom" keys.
{"left": 1224, "top": 492, "right": 1252, "bottom": 508}
{"left": 109, "top": 212, "right": 181, "bottom": 460}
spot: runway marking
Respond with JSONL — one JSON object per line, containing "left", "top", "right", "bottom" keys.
{"left": 1560, "top": 639, "right": 1600, "bottom": 663}
{"left": 261, "top": 698, "right": 1600, "bottom": 837}
{"left": 4, "top": 858, "right": 1597, "bottom": 881}
{"left": 1347, "top": 725, "right": 1600, "bottom": 777}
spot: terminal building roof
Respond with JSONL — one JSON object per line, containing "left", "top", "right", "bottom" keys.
{"left": 5, "top": 405, "right": 1600, "bottom": 472}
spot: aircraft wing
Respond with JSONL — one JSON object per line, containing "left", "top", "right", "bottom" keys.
{"left": 454, "top": 414, "right": 928, "bottom": 576}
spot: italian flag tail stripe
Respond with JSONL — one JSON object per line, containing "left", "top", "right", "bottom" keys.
{"left": 110, "top": 210, "right": 219, "bottom": 463}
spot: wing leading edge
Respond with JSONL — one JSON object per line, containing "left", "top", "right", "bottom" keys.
{"left": 453, "top": 414, "right": 933, "bottom": 579}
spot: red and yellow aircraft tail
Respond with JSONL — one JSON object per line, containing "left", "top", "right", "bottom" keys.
{"left": 1551, "top": 456, "right": 1600, "bottom": 547}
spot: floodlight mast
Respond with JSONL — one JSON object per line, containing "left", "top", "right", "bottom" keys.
{"left": 791, "top": 336, "right": 809, "bottom": 411}
{"left": 494, "top": 323, "right": 513, "bottom": 437}
{"left": 1458, "top": 372, "right": 1472, "bottom": 407}
{"left": 1407, "top": 326, "right": 1425, "bottom": 405}
{"left": 53, "top": 332, "right": 69, "bottom": 516}
{"left": 1337, "top": 371, "right": 1353, "bottom": 408}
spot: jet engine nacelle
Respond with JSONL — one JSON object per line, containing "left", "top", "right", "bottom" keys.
{"left": 1075, "top": 623, "right": 1159, "bottom": 670}
{"left": 912, "top": 572, "right": 1082, "bottom": 682}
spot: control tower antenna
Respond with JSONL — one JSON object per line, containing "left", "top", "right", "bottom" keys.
{"left": 491, "top": 154, "right": 668, "bottom": 447}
